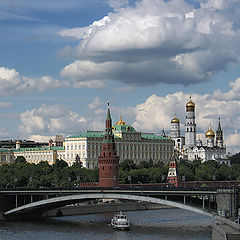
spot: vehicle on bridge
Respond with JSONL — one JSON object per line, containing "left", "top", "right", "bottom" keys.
{"left": 111, "top": 211, "right": 130, "bottom": 230}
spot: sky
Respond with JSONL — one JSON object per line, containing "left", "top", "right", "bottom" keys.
{"left": 1, "top": 0, "right": 240, "bottom": 153}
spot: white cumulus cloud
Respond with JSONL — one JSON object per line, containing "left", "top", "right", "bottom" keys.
{"left": 132, "top": 77, "right": 240, "bottom": 153}
{"left": 0, "top": 67, "right": 64, "bottom": 95}
{"left": 58, "top": 0, "right": 240, "bottom": 86}
{"left": 18, "top": 104, "right": 105, "bottom": 138}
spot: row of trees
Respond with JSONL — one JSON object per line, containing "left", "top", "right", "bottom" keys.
{"left": 0, "top": 154, "right": 239, "bottom": 188}
{"left": 0, "top": 156, "right": 98, "bottom": 189}
{"left": 118, "top": 157, "right": 240, "bottom": 184}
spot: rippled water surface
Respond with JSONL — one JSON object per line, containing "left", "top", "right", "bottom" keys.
{"left": 0, "top": 208, "right": 213, "bottom": 240}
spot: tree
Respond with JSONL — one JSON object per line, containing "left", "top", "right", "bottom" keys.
{"left": 120, "top": 159, "right": 136, "bottom": 171}
{"left": 15, "top": 156, "right": 26, "bottom": 164}
{"left": 137, "top": 161, "right": 150, "bottom": 169}
{"left": 218, "top": 164, "right": 231, "bottom": 180}
{"left": 229, "top": 152, "right": 240, "bottom": 165}
{"left": 74, "top": 154, "right": 82, "bottom": 167}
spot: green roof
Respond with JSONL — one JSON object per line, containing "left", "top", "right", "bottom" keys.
{"left": 113, "top": 124, "right": 137, "bottom": 132}
{"left": 67, "top": 131, "right": 122, "bottom": 139}
{"left": 67, "top": 131, "right": 104, "bottom": 139}
{"left": 14, "top": 146, "right": 64, "bottom": 152}
{"left": 0, "top": 148, "right": 11, "bottom": 153}
{"left": 141, "top": 134, "right": 170, "bottom": 140}
{"left": 67, "top": 126, "right": 170, "bottom": 141}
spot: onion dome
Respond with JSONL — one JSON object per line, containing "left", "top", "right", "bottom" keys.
{"left": 171, "top": 116, "right": 180, "bottom": 124}
{"left": 196, "top": 139, "right": 203, "bottom": 147}
{"left": 116, "top": 116, "right": 126, "bottom": 126}
{"left": 186, "top": 96, "right": 195, "bottom": 107}
{"left": 205, "top": 126, "right": 215, "bottom": 138}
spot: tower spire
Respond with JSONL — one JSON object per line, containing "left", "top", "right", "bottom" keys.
{"left": 216, "top": 117, "right": 224, "bottom": 147}
{"left": 104, "top": 103, "right": 113, "bottom": 142}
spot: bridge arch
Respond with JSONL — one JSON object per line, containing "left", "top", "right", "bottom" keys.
{"left": 4, "top": 193, "right": 213, "bottom": 218}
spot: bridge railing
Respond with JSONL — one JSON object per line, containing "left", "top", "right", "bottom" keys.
{"left": 0, "top": 185, "right": 237, "bottom": 192}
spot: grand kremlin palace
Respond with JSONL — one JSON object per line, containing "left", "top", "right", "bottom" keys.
{"left": 10, "top": 117, "right": 174, "bottom": 168}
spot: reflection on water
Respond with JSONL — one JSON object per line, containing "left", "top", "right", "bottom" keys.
{"left": 0, "top": 208, "right": 213, "bottom": 240}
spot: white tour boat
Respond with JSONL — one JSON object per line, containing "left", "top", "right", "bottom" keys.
{"left": 111, "top": 211, "right": 130, "bottom": 230}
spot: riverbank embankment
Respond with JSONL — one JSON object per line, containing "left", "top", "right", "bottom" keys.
{"left": 45, "top": 201, "right": 172, "bottom": 217}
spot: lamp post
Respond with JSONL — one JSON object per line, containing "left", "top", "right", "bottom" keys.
{"left": 68, "top": 176, "right": 71, "bottom": 188}
{"left": 29, "top": 176, "right": 33, "bottom": 189}
{"left": 128, "top": 175, "right": 132, "bottom": 185}
{"left": 182, "top": 175, "right": 186, "bottom": 188}
{"left": 137, "top": 181, "right": 143, "bottom": 194}
{"left": 14, "top": 178, "right": 17, "bottom": 189}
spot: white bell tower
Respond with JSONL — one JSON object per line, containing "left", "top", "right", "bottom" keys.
{"left": 185, "top": 97, "right": 196, "bottom": 148}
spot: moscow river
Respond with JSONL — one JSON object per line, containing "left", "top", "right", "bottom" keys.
{"left": 0, "top": 208, "right": 213, "bottom": 240}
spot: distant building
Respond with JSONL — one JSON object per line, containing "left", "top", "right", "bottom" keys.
{"left": 0, "top": 140, "right": 46, "bottom": 149}
{"left": 7, "top": 136, "right": 65, "bottom": 165}
{"left": 49, "top": 135, "right": 64, "bottom": 147}
{"left": 13, "top": 145, "right": 65, "bottom": 165}
{"left": 0, "top": 148, "right": 14, "bottom": 165}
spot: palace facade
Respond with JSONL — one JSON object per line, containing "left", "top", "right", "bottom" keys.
{"left": 65, "top": 116, "right": 174, "bottom": 168}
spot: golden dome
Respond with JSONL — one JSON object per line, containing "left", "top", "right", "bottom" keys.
{"left": 171, "top": 116, "right": 180, "bottom": 124}
{"left": 205, "top": 126, "right": 215, "bottom": 138}
{"left": 116, "top": 116, "right": 126, "bottom": 126}
{"left": 186, "top": 96, "right": 195, "bottom": 107}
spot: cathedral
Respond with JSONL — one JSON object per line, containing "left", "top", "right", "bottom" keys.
{"left": 170, "top": 97, "right": 230, "bottom": 164}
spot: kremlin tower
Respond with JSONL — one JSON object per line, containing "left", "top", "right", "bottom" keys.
{"left": 167, "top": 154, "right": 182, "bottom": 187}
{"left": 98, "top": 103, "right": 119, "bottom": 188}
{"left": 185, "top": 97, "right": 196, "bottom": 148}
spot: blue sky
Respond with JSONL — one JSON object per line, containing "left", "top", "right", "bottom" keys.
{"left": 1, "top": 0, "right": 240, "bottom": 153}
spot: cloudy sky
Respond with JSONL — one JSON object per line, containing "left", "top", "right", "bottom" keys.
{"left": 1, "top": 0, "right": 240, "bottom": 153}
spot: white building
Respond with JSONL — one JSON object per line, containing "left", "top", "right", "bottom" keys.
{"left": 13, "top": 145, "right": 65, "bottom": 165}
{"left": 65, "top": 116, "right": 174, "bottom": 168}
{"left": 0, "top": 148, "right": 14, "bottom": 165}
{"left": 170, "top": 98, "right": 228, "bottom": 163}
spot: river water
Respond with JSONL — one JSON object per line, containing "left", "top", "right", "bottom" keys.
{"left": 0, "top": 208, "right": 213, "bottom": 240}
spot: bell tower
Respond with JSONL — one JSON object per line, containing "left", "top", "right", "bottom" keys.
{"left": 185, "top": 97, "right": 196, "bottom": 148}
{"left": 98, "top": 103, "right": 119, "bottom": 188}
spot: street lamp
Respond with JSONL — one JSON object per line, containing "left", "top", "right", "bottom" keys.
{"left": 128, "top": 175, "right": 132, "bottom": 185}
{"left": 161, "top": 175, "right": 165, "bottom": 182}
{"left": 137, "top": 181, "right": 143, "bottom": 194}
{"left": 68, "top": 176, "right": 71, "bottom": 188}
{"left": 13, "top": 178, "right": 17, "bottom": 189}
{"left": 29, "top": 176, "right": 33, "bottom": 189}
